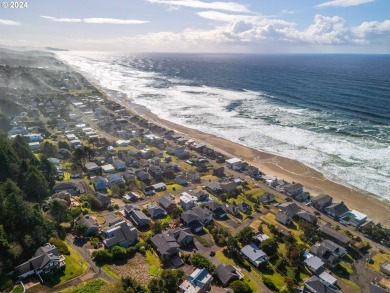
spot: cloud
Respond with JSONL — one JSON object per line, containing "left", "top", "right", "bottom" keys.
{"left": 83, "top": 18, "right": 149, "bottom": 24}
{"left": 196, "top": 11, "right": 256, "bottom": 22}
{"left": 147, "top": 0, "right": 250, "bottom": 13}
{"left": 41, "top": 16, "right": 148, "bottom": 24}
{"left": 316, "top": 0, "right": 374, "bottom": 8}
{"left": 41, "top": 16, "right": 81, "bottom": 23}
{"left": 0, "top": 19, "right": 21, "bottom": 26}
{"left": 353, "top": 20, "right": 390, "bottom": 39}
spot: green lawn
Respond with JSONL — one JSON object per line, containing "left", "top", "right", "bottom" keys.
{"left": 368, "top": 252, "right": 390, "bottom": 274}
{"left": 145, "top": 250, "right": 162, "bottom": 277}
{"left": 58, "top": 278, "right": 106, "bottom": 293}
{"left": 12, "top": 285, "right": 24, "bottom": 293}
{"left": 165, "top": 184, "right": 183, "bottom": 193}
{"left": 178, "top": 161, "right": 197, "bottom": 172}
{"left": 58, "top": 243, "right": 89, "bottom": 284}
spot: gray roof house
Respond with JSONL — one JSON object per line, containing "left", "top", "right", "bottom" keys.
{"left": 107, "top": 173, "right": 125, "bottom": 187}
{"left": 283, "top": 183, "right": 304, "bottom": 197}
{"left": 158, "top": 196, "right": 177, "bottom": 211}
{"left": 124, "top": 205, "right": 150, "bottom": 227}
{"left": 302, "top": 275, "right": 341, "bottom": 293}
{"left": 257, "top": 192, "right": 276, "bottom": 204}
{"left": 310, "top": 240, "right": 347, "bottom": 267}
{"left": 237, "top": 202, "right": 251, "bottom": 214}
{"left": 226, "top": 204, "right": 240, "bottom": 216}
{"left": 192, "top": 206, "right": 213, "bottom": 224}
{"left": 276, "top": 211, "right": 292, "bottom": 226}
{"left": 311, "top": 194, "right": 333, "bottom": 211}
{"left": 296, "top": 210, "right": 318, "bottom": 225}
{"left": 95, "top": 192, "right": 111, "bottom": 208}
{"left": 279, "top": 202, "right": 300, "bottom": 217}
{"left": 13, "top": 243, "right": 66, "bottom": 280}
{"left": 325, "top": 202, "right": 350, "bottom": 220}
{"left": 148, "top": 204, "right": 168, "bottom": 219}
{"left": 151, "top": 234, "right": 180, "bottom": 256}
{"left": 103, "top": 221, "right": 138, "bottom": 249}
{"left": 215, "top": 264, "right": 242, "bottom": 287}
{"left": 53, "top": 181, "right": 79, "bottom": 195}
{"left": 170, "top": 227, "right": 194, "bottom": 246}
{"left": 241, "top": 243, "right": 268, "bottom": 267}
{"left": 181, "top": 210, "right": 204, "bottom": 233}
{"left": 205, "top": 201, "right": 227, "bottom": 219}
{"left": 319, "top": 224, "right": 351, "bottom": 247}
{"left": 304, "top": 255, "right": 325, "bottom": 274}
{"left": 76, "top": 214, "right": 99, "bottom": 235}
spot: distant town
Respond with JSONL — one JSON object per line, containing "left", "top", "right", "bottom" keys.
{"left": 0, "top": 49, "right": 390, "bottom": 293}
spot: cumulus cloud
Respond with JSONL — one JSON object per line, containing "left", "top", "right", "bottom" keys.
{"left": 0, "top": 19, "right": 21, "bottom": 25}
{"left": 147, "top": 0, "right": 250, "bottom": 13}
{"left": 196, "top": 11, "right": 256, "bottom": 22}
{"left": 41, "top": 16, "right": 148, "bottom": 24}
{"left": 316, "top": 0, "right": 374, "bottom": 8}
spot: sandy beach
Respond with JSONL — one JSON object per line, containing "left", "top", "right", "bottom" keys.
{"left": 123, "top": 103, "right": 390, "bottom": 227}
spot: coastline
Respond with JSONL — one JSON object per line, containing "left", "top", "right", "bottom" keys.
{"left": 126, "top": 102, "right": 390, "bottom": 226}
{"left": 59, "top": 56, "right": 390, "bottom": 227}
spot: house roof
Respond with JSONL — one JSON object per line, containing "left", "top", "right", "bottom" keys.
{"left": 257, "top": 192, "right": 275, "bottom": 203}
{"left": 158, "top": 196, "right": 176, "bottom": 209}
{"left": 215, "top": 264, "right": 239, "bottom": 286}
{"left": 151, "top": 234, "right": 180, "bottom": 254}
{"left": 310, "top": 240, "right": 346, "bottom": 266}
{"left": 276, "top": 211, "right": 291, "bottom": 224}
{"left": 95, "top": 192, "right": 111, "bottom": 205}
{"left": 325, "top": 202, "right": 349, "bottom": 217}
{"left": 181, "top": 210, "right": 201, "bottom": 224}
{"left": 319, "top": 224, "right": 351, "bottom": 245}
{"left": 91, "top": 176, "right": 106, "bottom": 184}
{"left": 103, "top": 221, "right": 137, "bottom": 248}
{"left": 304, "top": 276, "right": 341, "bottom": 293}
{"left": 241, "top": 243, "right": 267, "bottom": 263}
{"left": 284, "top": 183, "right": 303, "bottom": 193}
{"left": 296, "top": 210, "right": 317, "bottom": 224}
{"left": 279, "top": 202, "right": 300, "bottom": 216}
{"left": 76, "top": 215, "right": 98, "bottom": 228}
{"left": 148, "top": 205, "right": 167, "bottom": 218}
{"left": 220, "top": 182, "right": 237, "bottom": 192}
{"left": 205, "top": 201, "right": 226, "bottom": 213}
{"left": 312, "top": 194, "right": 333, "bottom": 205}
{"left": 53, "top": 181, "right": 77, "bottom": 190}
{"left": 237, "top": 202, "right": 251, "bottom": 211}
{"left": 107, "top": 173, "right": 124, "bottom": 183}
{"left": 192, "top": 206, "right": 212, "bottom": 222}
{"left": 304, "top": 256, "right": 324, "bottom": 271}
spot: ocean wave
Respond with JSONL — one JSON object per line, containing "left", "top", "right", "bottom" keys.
{"left": 57, "top": 52, "right": 390, "bottom": 199}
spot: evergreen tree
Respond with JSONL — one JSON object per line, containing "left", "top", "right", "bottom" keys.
{"left": 25, "top": 166, "right": 49, "bottom": 200}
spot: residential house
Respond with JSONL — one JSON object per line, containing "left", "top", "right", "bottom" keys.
{"left": 95, "top": 192, "right": 111, "bottom": 208}
{"left": 124, "top": 205, "right": 150, "bottom": 227}
{"left": 253, "top": 233, "right": 270, "bottom": 244}
{"left": 187, "top": 190, "right": 209, "bottom": 202}
{"left": 241, "top": 243, "right": 268, "bottom": 267}
{"left": 53, "top": 182, "right": 79, "bottom": 196}
{"left": 296, "top": 192, "right": 310, "bottom": 202}
{"left": 319, "top": 224, "right": 351, "bottom": 247}
{"left": 101, "top": 164, "right": 115, "bottom": 173}
{"left": 226, "top": 158, "right": 243, "bottom": 170}
{"left": 304, "top": 254, "right": 325, "bottom": 274}
{"left": 276, "top": 211, "right": 292, "bottom": 226}
{"left": 179, "top": 268, "right": 213, "bottom": 293}
{"left": 246, "top": 165, "right": 260, "bottom": 179}
{"left": 302, "top": 275, "right": 341, "bottom": 293}
{"left": 107, "top": 173, "right": 125, "bottom": 187}
{"left": 103, "top": 221, "right": 138, "bottom": 249}
{"left": 325, "top": 202, "right": 350, "bottom": 220}
{"left": 175, "top": 175, "right": 188, "bottom": 186}
{"left": 380, "top": 262, "right": 390, "bottom": 276}
{"left": 113, "top": 159, "right": 126, "bottom": 171}
{"left": 135, "top": 170, "right": 151, "bottom": 183}
{"left": 283, "top": 183, "right": 304, "bottom": 197}
{"left": 257, "top": 192, "right": 276, "bottom": 204}
{"left": 226, "top": 204, "right": 240, "bottom": 217}
{"left": 215, "top": 264, "right": 243, "bottom": 287}
{"left": 310, "top": 240, "right": 347, "bottom": 267}
{"left": 279, "top": 202, "right": 300, "bottom": 217}
{"left": 340, "top": 210, "right": 367, "bottom": 227}
{"left": 91, "top": 176, "right": 107, "bottom": 191}
{"left": 76, "top": 214, "right": 99, "bottom": 235}
{"left": 237, "top": 202, "right": 251, "bottom": 214}
{"left": 311, "top": 194, "right": 333, "bottom": 211}
{"left": 148, "top": 204, "right": 167, "bottom": 219}
{"left": 152, "top": 182, "right": 167, "bottom": 192}
{"left": 104, "top": 214, "right": 123, "bottom": 227}
{"left": 148, "top": 165, "right": 163, "bottom": 179}
{"left": 170, "top": 227, "right": 194, "bottom": 246}
{"left": 181, "top": 210, "right": 204, "bottom": 233}
{"left": 213, "top": 167, "right": 225, "bottom": 177}
{"left": 84, "top": 162, "right": 99, "bottom": 174}
{"left": 220, "top": 182, "right": 238, "bottom": 194}
{"left": 269, "top": 179, "right": 289, "bottom": 192}
{"left": 151, "top": 233, "right": 180, "bottom": 257}
{"left": 122, "top": 170, "right": 135, "bottom": 183}
{"left": 13, "top": 243, "right": 66, "bottom": 280}
{"left": 296, "top": 211, "right": 318, "bottom": 225}
{"left": 205, "top": 181, "right": 222, "bottom": 195}
{"left": 204, "top": 201, "right": 227, "bottom": 219}
{"left": 192, "top": 206, "right": 213, "bottom": 224}
{"left": 180, "top": 192, "right": 196, "bottom": 210}
{"left": 158, "top": 196, "right": 177, "bottom": 212}
{"left": 187, "top": 170, "right": 200, "bottom": 183}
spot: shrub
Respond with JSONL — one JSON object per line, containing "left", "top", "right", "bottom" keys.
{"left": 49, "top": 237, "right": 70, "bottom": 255}
{"left": 111, "top": 246, "right": 127, "bottom": 260}
{"left": 190, "top": 253, "right": 215, "bottom": 272}
{"left": 229, "top": 280, "right": 252, "bottom": 293}
{"left": 93, "top": 249, "right": 112, "bottom": 263}
{"left": 107, "top": 204, "right": 114, "bottom": 211}
{"left": 262, "top": 277, "right": 278, "bottom": 291}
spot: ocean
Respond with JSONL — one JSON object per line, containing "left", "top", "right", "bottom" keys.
{"left": 57, "top": 52, "right": 390, "bottom": 200}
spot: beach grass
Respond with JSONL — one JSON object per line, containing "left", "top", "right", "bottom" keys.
{"left": 101, "top": 265, "right": 120, "bottom": 279}
{"left": 145, "top": 250, "right": 162, "bottom": 277}
{"left": 58, "top": 278, "right": 106, "bottom": 293}
{"left": 368, "top": 252, "right": 390, "bottom": 274}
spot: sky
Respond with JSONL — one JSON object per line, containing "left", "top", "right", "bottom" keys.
{"left": 1, "top": 0, "right": 390, "bottom": 53}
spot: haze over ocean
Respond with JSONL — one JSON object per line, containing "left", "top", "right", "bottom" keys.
{"left": 58, "top": 52, "right": 390, "bottom": 199}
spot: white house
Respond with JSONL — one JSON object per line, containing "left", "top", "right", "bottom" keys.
{"left": 180, "top": 192, "right": 196, "bottom": 210}
{"left": 226, "top": 158, "right": 243, "bottom": 170}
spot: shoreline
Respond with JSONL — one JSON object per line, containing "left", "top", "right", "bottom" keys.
{"left": 59, "top": 56, "right": 390, "bottom": 227}
{"left": 126, "top": 102, "right": 390, "bottom": 226}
